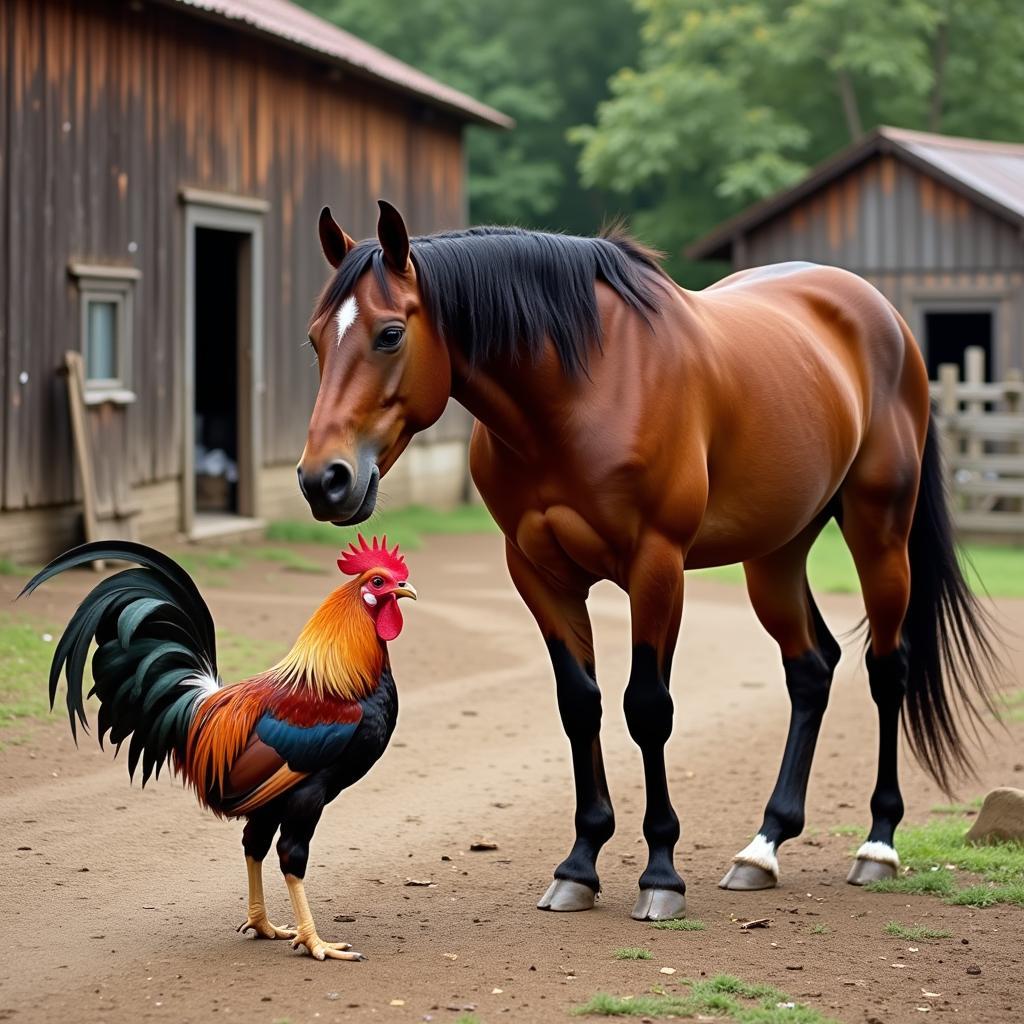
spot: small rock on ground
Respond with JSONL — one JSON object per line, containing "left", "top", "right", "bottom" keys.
{"left": 965, "top": 787, "right": 1024, "bottom": 845}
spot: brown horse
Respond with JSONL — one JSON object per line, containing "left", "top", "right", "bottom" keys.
{"left": 298, "top": 200, "right": 997, "bottom": 921}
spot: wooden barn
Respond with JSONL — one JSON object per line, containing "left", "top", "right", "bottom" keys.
{"left": 0, "top": 0, "right": 509, "bottom": 562}
{"left": 688, "top": 127, "right": 1024, "bottom": 380}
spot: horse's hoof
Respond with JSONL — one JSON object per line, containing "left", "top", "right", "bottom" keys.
{"left": 631, "top": 888, "right": 687, "bottom": 921}
{"left": 718, "top": 862, "right": 778, "bottom": 891}
{"left": 537, "top": 879, "right": 596, "bottom": 912}
{"left": 847, "top": 857, "right": 898, "bottom": 886}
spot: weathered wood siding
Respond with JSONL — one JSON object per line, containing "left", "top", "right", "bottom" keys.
{"left": 0, "top": 0, "right": 467, "bottom": 513}
{"left": 736, "top": 154, "right": 1024, "bottom": 374}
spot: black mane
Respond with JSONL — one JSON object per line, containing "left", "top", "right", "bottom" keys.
{"left": 313, "top": 225, "right": 667, "bottom": 374}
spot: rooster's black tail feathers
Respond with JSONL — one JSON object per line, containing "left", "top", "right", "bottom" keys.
{"left": 20, "top": 541, "right": 220, "bottom": 784}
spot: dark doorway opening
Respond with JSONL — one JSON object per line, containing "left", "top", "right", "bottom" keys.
{"left": 923, "top": 310, "right": 993, "bottom": 381}
{"left": 194, "top": 228, "right": 243, "bottom": 515}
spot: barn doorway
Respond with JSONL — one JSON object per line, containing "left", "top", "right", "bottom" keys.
{"left": 194, "top": 228, "right": 242, "bottom": 518}
{"left": 922, "top": 310, "right": 994, "bottom": 381}
{"left": 183, "top": 195, "right": 266, "bottom": 538}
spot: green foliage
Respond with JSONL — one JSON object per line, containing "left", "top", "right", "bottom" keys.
{"left": 651, "top": 917, "right": 706, "bottom": 931}
{"left": 249, "top": 547, "right": 325, "bottom": 574}
{"left": 809, "top": 923, "right": 829, "bottom": 934}
{"left": 573, "top": 974, "right": 836, "bottom": 1022}
{"left": 866, "top": 870, "right": 956, "bottom": 895}
{"left": 614, "top": 947, "right": 654, "bottom": 959}
{"left": 884, "top": 921, "right": 951, "bottom": 940}
{"left": 297, "top": 0, "right": 639, "bottom": 232}
{"left": 266, "top": 503, "right": 497, "bottom": 550}
{"left": 574, "top": 0, "right": 1024, "bottom": 282}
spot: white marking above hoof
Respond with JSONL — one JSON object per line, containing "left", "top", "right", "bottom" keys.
{"left": 854, "top": 840, "right": 900, "bottom": 868}
{"left": 732, "top": 833, "right": 779, "bottom": 879}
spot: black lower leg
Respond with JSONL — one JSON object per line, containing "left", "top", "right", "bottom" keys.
{"left": 548, "top": 639, "right": 615, "bottom": 892}
{"left": 757, "top": 644, "right": 835, "bottom": 847}
{"left": 277, "top": 788, "right": 325, "bottom": 880}
{"left": 242, "top": 811, "right": 280, "bottom": 862}
{"left": 623, "top": 645, "right": 684, "bottom": 894}
{"left": 865, "top": 645, "right": 908, "bottom": 846}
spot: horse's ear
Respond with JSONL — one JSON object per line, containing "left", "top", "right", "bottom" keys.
{"left": 376, "top": 199, "right": 410, "bottom": 274}
{"left": 319, "top": 206, "right": 355, "bottom": 269}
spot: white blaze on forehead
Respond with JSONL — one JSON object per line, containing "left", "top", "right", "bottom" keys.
{"left": 335, "top": 296, "right": 359, "bottom": 348}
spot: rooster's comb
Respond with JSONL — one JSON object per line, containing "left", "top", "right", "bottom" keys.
{"left": 337, "top": 534, "right": 408, "bottom": 579}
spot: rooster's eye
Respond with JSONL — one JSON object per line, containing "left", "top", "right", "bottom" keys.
{"left": 371, "top": 576, "right": 384, "bottom": 588}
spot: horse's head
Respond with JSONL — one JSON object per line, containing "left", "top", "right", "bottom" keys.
{"left": 298, "top": 201, "right": 451, "bottom": 525}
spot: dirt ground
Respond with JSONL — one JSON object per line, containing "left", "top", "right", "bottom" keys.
{"left": 1, "top": 532, "right": 1021, "bottom": 1024}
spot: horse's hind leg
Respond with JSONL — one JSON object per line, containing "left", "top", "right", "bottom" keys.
{"left": 505, "top": 542, "right": 615, "bottom": 913}
{"left": 720, "top": 516, "right": 841, "bottom": 891}
{"left": 839, "top": 454, "right": 917, "bottom": 885}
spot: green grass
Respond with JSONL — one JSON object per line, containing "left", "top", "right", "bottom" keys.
{"left": 173, "top": 548, "right": 244, "bottom": 575}
{"left": 614, "top": 947, "right": 653, "bottom": 960}
{"left": 884, "top": 921, "right": 951, "bottom": 940}
{"left": 455, "top": 1016, "right": 482, "bottom": 1024}
{"left": 266, "top": 503, "right": 497, "bottom": 550}
{"left": 0, "top": 614, "right": 69, "bottom": 739}
{"left": 215, "top": 631, "right": 290, "bottom": 681}
{"left": 999, "top": 689, "right": 1024, "bottom": 723}
{"left": 573, "top": 975, "right": 836, "bottom": 1023}
{"left": 930, "top": 797, "right": 985, "bottom": 815}
{"left": 249, "top": 546, "right": 325, "bottom": 574}
{"left": 866, "top": 815, "right": 1024, "bottom": 907}
{"left": 692, "top": 519, "right": 1024, "bottom": 597}
{"left": 809, "top": 923, "right": 829, "bottom": 935}
{"left": 650, "top": 918, "right": 706, "bottom": 931}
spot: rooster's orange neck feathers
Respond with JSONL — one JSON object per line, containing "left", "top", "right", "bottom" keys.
{"left": 267, "top": 580, "right": 383, "bottom": 700}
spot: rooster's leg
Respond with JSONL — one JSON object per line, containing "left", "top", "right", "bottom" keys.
{"left": 285, "top": 874, "right": 367, "bottom": 962}
{"left": 237, "top": 855, "right": 297, "bottom": 939}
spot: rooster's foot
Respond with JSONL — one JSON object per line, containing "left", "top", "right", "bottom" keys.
{"left": 291, "top": 932, "right": 367, "bottom": 962}
{"left": 237, "top": 913, "right": 297, "bottom": 940}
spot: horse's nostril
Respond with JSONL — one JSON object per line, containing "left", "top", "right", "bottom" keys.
{"left": 296, "top": 465, "right": 310, "bottom": 500}
{"left": 322, "top": 460, "right": 353, "bottom": 505}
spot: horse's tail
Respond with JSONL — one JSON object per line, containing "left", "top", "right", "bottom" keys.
{"left": 901, "top": 414, "right": 1001, "bottom": 791}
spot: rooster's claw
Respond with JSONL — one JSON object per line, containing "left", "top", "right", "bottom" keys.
{"left": 237, "top": 914, "right": 297, "bottom": 940}
{"left": 291, "top": 932, "right": 367, "bottom": 961}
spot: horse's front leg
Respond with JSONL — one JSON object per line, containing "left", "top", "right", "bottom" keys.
{"left": 505, "top": 542, "right": 615, "bottom": 913}
{"left": 624, "top": 533, "right": 687, "bottom": 921}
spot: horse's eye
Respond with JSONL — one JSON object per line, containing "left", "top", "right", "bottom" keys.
{"left": 375, "top": 326, "right": 405, "bottom": 352}
{"left": 371, "top": 576, "right": 384, "bottom": 588}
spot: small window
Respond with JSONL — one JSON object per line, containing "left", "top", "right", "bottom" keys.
{"left": 69, "top": 263, "right": 139, "bottom": 403}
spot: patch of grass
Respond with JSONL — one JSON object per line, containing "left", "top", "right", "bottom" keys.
{"left": 896, "top": 818, "right": 1024, "bottom": 883}
{"left": 650, "top": 918, "right": 705, "bottom": 931}
{"left": 866, "top": 870, "right": 957, "bottom": 896}
{"left": 0, "top": 615, "right": 69, "bottom": 735}
{"left": 215, "top": 631, "right": 290, "bottom": 682}
{"left": 692, "top": 519, "right": 1024, "bottom": 597}
{"left": 930, "top": 798, "right": 984, "bottom": 815}
{"left": 998, "top": 689, "right": 1024, "bottom": 723}
{"left": 830, "top": 824, "right": 863, "bottom": 836}
{"left": 866, "top": 816, "right": 1024, "bottom": 907}
{"left": 573, "top": 974, "right": 836, "bottom": 1022}
{"left": 809, "top": 923, "right": 829, "bottom": 935}
{"left": 884, "top": 921, "right": 951, "bottom": 940}
{"left": 455, "top": 1016, "right": 482, "bottom": 1024}
{"left": 945, "top": 882, "right": 1024, "bottom": 908}
{"left": 174, "top": 548, "right": 245, "bottom": 577}
{"left": 266, "top": 503, "right": 497, "bottom": 550}
{"left": 250, "top": 546, "right": 325, "bottom": 574}
{"left": 0, "top": 557, "right": 34, "bottom": 576}
{"left": 614, "top": 947, "right": 653, "bottom": 960}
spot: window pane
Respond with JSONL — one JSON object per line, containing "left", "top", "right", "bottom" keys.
{"left": 86, "top": 300, "right": 118, "bottom": 381}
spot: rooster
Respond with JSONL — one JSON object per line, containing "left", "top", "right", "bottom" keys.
{"left": 20, "top": 534, "right": 416, "bottom": 961}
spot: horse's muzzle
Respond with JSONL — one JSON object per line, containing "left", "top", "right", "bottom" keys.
{"left": 297, "top": 454, "right": 379, "bottom": 525}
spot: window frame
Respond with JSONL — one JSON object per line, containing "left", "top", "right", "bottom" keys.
{"left": 68, "top": 262, "right": 139, "bottom": 405}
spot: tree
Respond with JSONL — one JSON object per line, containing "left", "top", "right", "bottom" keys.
{"left": 299, "top": 0, "right": 640, "bottom": 232}
{"left": 573, "top": 0, "right": 1024, "bottom": 282}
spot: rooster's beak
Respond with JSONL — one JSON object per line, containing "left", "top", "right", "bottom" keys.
{"left": 393, "top": 582, "right": 417, "bottom": 601}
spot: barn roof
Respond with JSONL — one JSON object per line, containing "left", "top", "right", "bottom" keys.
{"left": 166, "top": 0, "right": 513, "bottom": 129}
{"left": 687, "top": 126, "right": 1024, "bottom": 261}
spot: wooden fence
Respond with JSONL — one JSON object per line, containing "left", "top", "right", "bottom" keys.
{"left": 930, "top": 346, "right": 1024, "bottom": 538}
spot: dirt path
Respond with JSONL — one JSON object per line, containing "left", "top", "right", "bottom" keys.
{"left": 1, "top": 533, "right": 1021, "bottom": 1024}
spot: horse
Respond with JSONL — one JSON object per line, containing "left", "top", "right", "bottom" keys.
{"left": 296, "top": 199, "right": 997, "bottom": 921}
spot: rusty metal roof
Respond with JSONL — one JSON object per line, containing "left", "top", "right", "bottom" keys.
{"left": 167, "top": 0, "right": 513, "bottom": 128}
{"left": 688, "top": 126, "right": 1024, "bottom": 261}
